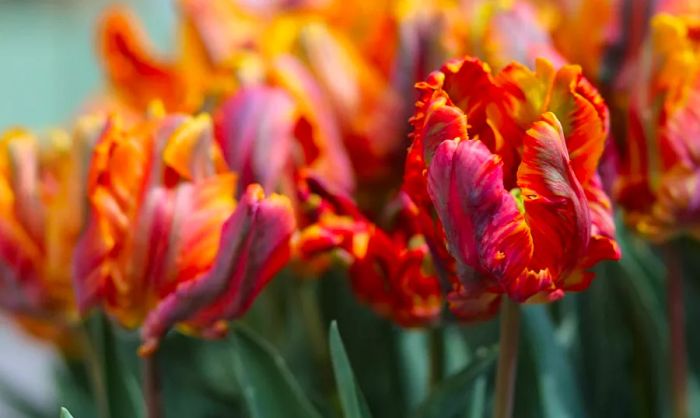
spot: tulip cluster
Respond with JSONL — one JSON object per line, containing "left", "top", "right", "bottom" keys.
{"left": 0, "top": 0, "right": 699, "bottom": 370}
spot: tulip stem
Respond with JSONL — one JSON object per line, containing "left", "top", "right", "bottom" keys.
{"left": 429, "top": 327, "right": 445, "bottom": 387}
{"left": 144, "top": 353, "right": 163, "bottom": 418}
{"left": 77, "top": 326, "right": 110, "bottom": 418}
{"left": 666, "top": 245, "right": 688, "bottom": 418}
{"left": 492, "top": 299, "right": 520, "bottom": 418}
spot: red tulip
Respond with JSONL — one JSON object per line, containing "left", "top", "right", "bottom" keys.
{"left": 405, "top": 56, "right": 620, "bottom": 320}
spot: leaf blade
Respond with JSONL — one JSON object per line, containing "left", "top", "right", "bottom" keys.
{"left": 231, "top": 326, "right": 322, "bottom": 418}
{"left": 329, "top": 321, "right": 372, "bottom": 418}
{"left": 412, "top": 346, "right": 497, "bottom": 418}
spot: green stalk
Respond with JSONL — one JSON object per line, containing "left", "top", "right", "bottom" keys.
{"left": 143, "top": 352, "right": 163, "bottom": 418}
{"left": 77, "top": 325, "right": 110, "bottom": 418}
{"left": 429, "top": 327, "right": 445, "bottom": 388}
{"left": 492, "top": 299, "right": 520, "bottom": 418}
{"left": 665, "top": 245, "right": 688, "bottom": 418}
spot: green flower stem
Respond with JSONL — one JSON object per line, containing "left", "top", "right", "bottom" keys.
{"left": 144, "top": 352, "right": 163, "bottom": 418}
{"left": 666, "top": 245, "right": 688, "bottom": 418}
{"left": 492, "top": 298, "right": 520, "bottom": 418}
{"left": 429, "top": 327, "right": 445, "bottom": 388}
{"left": 298, "top": 280, "right": 328, "bottom": 366}
{"left": 77, "top": 325, "right": 110, "bottom": 418}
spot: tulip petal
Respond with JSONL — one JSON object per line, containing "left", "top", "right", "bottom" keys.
{"left": 567, "top": 173, "right": 620, "bottom": 290}
{"left": 404, "top": 91, "right": 468, "bottom": 207}
{"left": 272, "top": 56, "right": 355, "bottom": 192}
{"left": 163, "top": 114, "right": 219, "bottom": 182}
{"left": 214, "top": 87, "right": 297, "bottom": 192}
{"left": 427, "top": 138, "right": 533, "bottom": 296}
{"left": 484, "top": 3, "right": 565, "bottom": 71}
{"left": 549, "top": 65, "right": 609, "bottom": 184}
{"left": 516, "top": 113, "right": 591, "bottom": 293}
{"left": 98, "top": 7, "right": 189, "bottom": 111}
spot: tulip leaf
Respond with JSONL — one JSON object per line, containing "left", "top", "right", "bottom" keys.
{"left": 521, "top": 306, "right": 586, "bottom": 418}
{"left": 60, "top": 408, "right": 75, "bottom": 418}
{"left": 329, "top": 321, "right": 373, "bottom": 418}
{"left": 411, "top": 345, "right": 497, "bottom": 418}
{"left": 231, "top": 327, "right": 323, "bottom": 418}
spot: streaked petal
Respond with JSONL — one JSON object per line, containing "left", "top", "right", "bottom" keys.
{"left": 272, "top": 55, "right": 355, "bottom": 192}
{"left": 549, "top": 65, "right": 609, "bottom": 184}
{"left": 516, "top": 113, "right": 591, "bottom": 290}
{"left": 427, "top": 138, "right": 533, "bottom": 294}
{"left": 214, "top": 86, "right": 297, "bottom": 192}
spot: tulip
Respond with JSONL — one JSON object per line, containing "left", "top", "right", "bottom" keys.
{"left": 296, "top": 174, "right": 442, "bottom": 326}
{"left": 71, "top": 111, "right": 295, "bottom": 354}
{"left": 0, "top": 119, "right": 100, "bottom": 345}
{"left": 616, "top": 13, "right": 700, "bottom": 241}
{"left": 405, "top": 56, "right": 620, "bottom": 320}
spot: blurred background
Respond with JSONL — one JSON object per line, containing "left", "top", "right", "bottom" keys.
{"left": 0, "top": 1, "right": 172, "bottom": 416}
{"left": 0, "top": 0, "right": 174, "bottom": 130}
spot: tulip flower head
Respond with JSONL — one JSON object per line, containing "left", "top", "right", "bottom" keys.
{"left": 616, "top": 13, "right": 700, "bottom": 241}
{"left": 296, "top": 174, "right": 442, "bottom": 326}
{"left": 71, "top": 110, "right": 296, "bottom": 354}
{"left": 0, "top": 120, "right": 100, "bottom": 344}
{"left": 405, "top": 56, "right": 620, "bottom": 320}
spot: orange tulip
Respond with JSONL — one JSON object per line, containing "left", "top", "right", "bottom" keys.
{"left": 0, "top": 118, "right": 101, "bottom": 343}
{"left": 71, "top": 111, "right": 295, "bottom": 354}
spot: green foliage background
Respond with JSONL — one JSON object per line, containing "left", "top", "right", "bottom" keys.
{"left": 31, "top": 216, "right": 700, "bottom": 417}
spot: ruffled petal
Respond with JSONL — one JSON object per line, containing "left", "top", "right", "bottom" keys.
{"left": 98, "top": 7, "right": 191, "bottom": 111}
{"left": 296, "top": 175, "right": 442, "bottom": 326}
{"left": 516, "top": 113, "right": 591, "bottom": 295}
{"left": 404, "top": 90, "right": 468, "bottom": 207}
{"left": 549, "top": 65, "right": 609, "bottom": 184}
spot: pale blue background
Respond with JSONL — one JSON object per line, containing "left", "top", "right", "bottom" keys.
{"left": 0, "top": 0, "right": 176, "bottom": 130}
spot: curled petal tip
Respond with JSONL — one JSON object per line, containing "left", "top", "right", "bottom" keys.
{"left": 138, "top": 339, "right": 158, "bottom": 357}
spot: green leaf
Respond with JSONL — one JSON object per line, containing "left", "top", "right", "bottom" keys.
{"left": 521, "top": 306, "right": 586, "bottom": 418}
{"left": 231, "top": 326, "right": 322, "bottom": 418}
{"left": 412, "top": 346, "right": 497, "bottom": 418}
{"left": 329, "top": 321, "right": 373, "bottom": 418}
{"left": 60, "top": 408, "right": 75, "bottom": 418}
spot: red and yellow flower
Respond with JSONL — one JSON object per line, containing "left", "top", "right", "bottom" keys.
{"left": 71, "top": 109, "right": 296, "bottom": 354}
{"left": 404, "top": 56, "right": 620, "bottom": 320}
{"left": 615, "top": 12, "right": 700, "bottom": 241}
{"left": 0, "top": 119, "right": 102, "bottom": 344}
{"left": 295, "top": 173, "right": 442, "bottom": 326}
